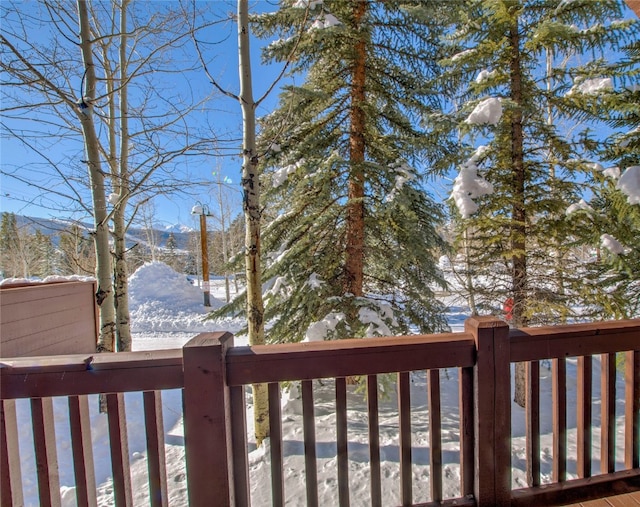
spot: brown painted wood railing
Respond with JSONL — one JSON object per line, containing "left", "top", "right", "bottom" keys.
{"left": 1, "top": 318, "right": 639, "bottom": 507}
{"left": 508, "top": 319, "right": 640, "bottom": 507}
{"left": 223, "top": 328, "right": 477, "bottom": 507}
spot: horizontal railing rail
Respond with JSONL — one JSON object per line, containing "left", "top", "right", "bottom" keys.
{"left": 226, "top": 332, "right": 476, "bottom": 384}
{"left": 510, "top": 319, "right": 640, "bottom": 362}
{"left": 0, "top": 348, "right": 185, "bottom": 398}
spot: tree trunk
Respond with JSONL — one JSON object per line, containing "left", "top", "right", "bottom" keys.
{"left": 509, "top": 12, "right": 528, "bottom": 408}
{"left": 345, "top": 0, "right": 367, "bottom": 300}
{"left": 77, "top": 0, "right": 116, "bottom": 354}
{"left": 238, "top": 0, "right": 268, "bottom": 445}
{"left": 115, "top": 0, "right": 132, "bottom": 352}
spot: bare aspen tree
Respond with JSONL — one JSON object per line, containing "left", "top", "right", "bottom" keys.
{"left": 211, "top": 169, "right": 238, "bottom": 303}
{"left": 237, "top": 0, "right": 269, "bottom": 444}
{"left": 77, "top": 0, "right": 117, "bottom": 352}
{"left": 114, "top": 0, "right": 132, "bottom": 351}
{"left": 189, "top": 0, "right": 306, "bottom": 444}
{"left": 3, "top": 1, "right": 214, "bottom": 353}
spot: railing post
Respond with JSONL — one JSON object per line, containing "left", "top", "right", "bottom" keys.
{"left": 183, "top": 332, "right": 235, "bottom": 506}
{"left": 466, "top": 316, "right": 511, "bottom": 507}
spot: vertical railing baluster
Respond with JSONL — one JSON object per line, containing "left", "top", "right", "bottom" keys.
{"left": 230, "top": 385, "right": 250, "bottom": 507}
{"left": 68, "top": 395, "right": 97, "bottom": 507}
{"left": 31, "top": 397, "right": 60, "bottom": 507}
{"left": 428, "top": 369, "right": 442, "bottom": 503}
{"left": 1, "top": 399, "right": 23, "bottom": 507}
{"left": 367, "top": 375, "right": 382, "bottom": 507}
{"left": 625, "top": 350, "right": 639, "bottom": 469}
{"left": 268, "top": 382, "right": 284, "bottom": 507}
{"left": 302, "top": 380, "right": 318, "bottom": 507}
{"left": 577, "top": 356, "right": 592, "bottom": 478}
{"left": 459, "top": 366, "right": 474, "bottom": 498}
{"left": 336, "top": 377, "right": 350, "bottom": 507}
{"left": 106, "top": 392, "right": 132, "bottom": 507}
{"left": 142, "top": 391, "right": 167, "bottom": 507}
{"left": 552, "top": 358, "right": 567, "bottom": 482}
{"left": 398, "top": 371, "right": 412, "bottom": 506}
{"left": 601, "top": 352, "right": 616, "bottom": 474}
{"left": 526, "top": 360, "right": 540, "bottom": 487}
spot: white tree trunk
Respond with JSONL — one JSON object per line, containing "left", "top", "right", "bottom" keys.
{"left": 114, "top": 0, "right": 132, "bottom": 352}
{"left": 77, "top": 0, "right": 116, "bottom": 353}
{"left": 238, "top": 0, "right": 269, "bottom": 445}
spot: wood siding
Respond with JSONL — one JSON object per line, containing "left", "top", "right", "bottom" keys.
{"left": 0, "top": 281, "right": 98, "bottom": 357}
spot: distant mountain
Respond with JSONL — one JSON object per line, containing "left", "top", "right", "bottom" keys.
{"left": 6, "top": 213, "right": 194, "bottom": 251}
{"left": 158, "top": 223, "right": 195, "bottom": 234}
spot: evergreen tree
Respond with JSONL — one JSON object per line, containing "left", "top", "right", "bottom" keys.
{"left": 0, "top": 212, "right": 20, "bottom": 277}
{"left": 570, "top": 37, "right": 640, "bottom": 318}
{"left": 58, "top": 224, "right": 96, "bottom": 276}
{"left": 33, "top": 230, "right": 56, "bottom": 277}
{"left": 244, "top": 0, "right": 456, "bottom": 343}
{"left": 0, "top": 214, "right": 53, "bottom": 278}
{"left": 439, "top": 0, "right": 638, "bottom": 328}
{"left": 161, "top": 232, "right": 185, "bottom": 273}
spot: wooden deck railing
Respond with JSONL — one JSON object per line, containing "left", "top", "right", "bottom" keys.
{"left": 1, "top": 318, "right": 639, "bottom": 507}
{"left": 508, "top": 319, "right": 640, "bottom": 506}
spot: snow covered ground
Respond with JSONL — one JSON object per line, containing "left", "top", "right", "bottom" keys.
{"left": 7, "top": 262, "right": 630, "bottom": 506}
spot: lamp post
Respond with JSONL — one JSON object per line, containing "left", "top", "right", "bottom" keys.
{"left": 191, "top": 203, "right": 213, "bottom": 307}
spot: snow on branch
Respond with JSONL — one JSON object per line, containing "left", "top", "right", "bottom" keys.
{"left": 465, "top": 98, "right": 502, "bottom": 125}
{"left": 566, "top": 198, "right": 593, "bottom": 215}
{"left": 617, "top": 165, "right": 640, "bottom": 205}
{"left": 567, "top": 77, "right": 613, "bottom": 96}
{"left": 601, "top": 234, "right": 629, "bottom": 255}
{"left": 450, "top": 146, "right": 494, "bottom": 218}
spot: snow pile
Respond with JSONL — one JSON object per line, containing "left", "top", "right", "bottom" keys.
{"left": 304, "top": 311, "right": 346, "bottom": 342}
{"left": 568, "top": 77, "right": 613, "bottom": 95}
{"left": 617, "top": 165, "right": 640, "bottom": 204}
{"left": 602, "top": 166, "right": 620, "bottom": 180}
{"left": 310, "top": 13, "right": 341, "bottom": 30}
{"left": 293, "top": 0, "right": 322, "bottom": 8}
{"left": 303, "top": 298, "right": 398, "bottom": 342}
{"left": 475, "top": 69, "right": 496, "bottom": 83}
{"left": 306, "top": 272, "right": 325, "bottom": 289}
{"left": 450, "top": 145, "right": 494, "bottom": 218}
{"left": 566, "top": 198, "right": 592, "bottom": 215}
{"left": 359, "top": 300, "right": 397, "bottom": 337}
{"left": 267, "top": 275, "right": 288, "bottom": 297}
{"left": 465, "top": 97, "right": 502, "bottom": 125}
{"left": 272, "top": 160, "right": 303, "bottom": 188}
{"left": 601, "top": 234, "right": 628, "bottom": 255}
{"left": 128, "top": 262, "right": 222, "bottom": 333}
{"left": 385, "top": 160, "right": 415, "bottom": 202}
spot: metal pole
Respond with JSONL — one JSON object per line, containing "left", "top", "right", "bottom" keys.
{"left": 199, "top": 213, "right": 211, "bottom": 307}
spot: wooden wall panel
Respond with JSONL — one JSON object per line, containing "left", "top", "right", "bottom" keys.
{"left": 0, "top": 281, "right": 97, "bottom": 357}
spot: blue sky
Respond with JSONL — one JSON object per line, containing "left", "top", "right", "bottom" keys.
{"left": 2, "top": 1, "right": 637, "bottom": 231}
{"left": 0, "top": 1, "right": 288, "bottom": 230}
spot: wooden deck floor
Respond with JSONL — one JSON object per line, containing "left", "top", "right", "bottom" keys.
{"left": 563, "top": 490, "right": 640, "bottom": 506}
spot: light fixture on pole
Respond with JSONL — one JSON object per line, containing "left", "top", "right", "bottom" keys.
{"left": 191, "top": 202, "right": 213, "bottom": 307}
